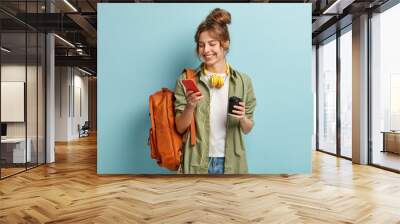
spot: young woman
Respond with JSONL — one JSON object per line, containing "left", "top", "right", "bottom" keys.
{"left": 174, "top": 8, "right": 256, "bottom": 174}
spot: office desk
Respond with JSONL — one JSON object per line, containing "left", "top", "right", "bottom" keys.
{"left": 1, "top": 138, "right": 32, "bottom": 163}
{"left": 381, "top": 131, "right": 400, "bottom": 154}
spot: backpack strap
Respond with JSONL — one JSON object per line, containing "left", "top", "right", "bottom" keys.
{"left": 183, "top": 68, "right": 197, "bottom": 146}
{"left": 184, "top": 68, "right": 197, "bottom": 80}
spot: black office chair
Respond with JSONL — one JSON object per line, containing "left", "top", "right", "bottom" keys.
{"left": 79, "top": 121, "right": 90, "bottom": 138}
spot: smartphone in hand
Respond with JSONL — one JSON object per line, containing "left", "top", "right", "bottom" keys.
{"left": 182, "top": 79, "right": 201, "bottom": 95}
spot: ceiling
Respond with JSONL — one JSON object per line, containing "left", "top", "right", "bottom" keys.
{"left": 0, "top": 0, "right": 394, "bottom": 75}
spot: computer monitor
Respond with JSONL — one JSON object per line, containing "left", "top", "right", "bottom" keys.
{"left": 1, "top": 123, "right": 7, "bottom": 137}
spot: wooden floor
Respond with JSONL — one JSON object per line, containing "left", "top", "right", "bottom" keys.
{"left": 1, "top": 167, "right": 26, "bottom": 178}
{"left": 1, "top": 163, "right": 46, "bottom": 178}
{"left": 1, "top": 135, "right": 400, "bottom": 223}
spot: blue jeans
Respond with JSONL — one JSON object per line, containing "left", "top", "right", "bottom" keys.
{"left": 208, "top": 157, "right": 225, "bottom": 174}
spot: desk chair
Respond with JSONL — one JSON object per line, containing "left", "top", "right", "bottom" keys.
{"left": 78, "top": 121, "right": 90, "bottom": 138}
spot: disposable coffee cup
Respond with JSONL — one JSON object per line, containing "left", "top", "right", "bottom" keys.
{"left": 228, "top": 96, "right": 242, "bottom": 114}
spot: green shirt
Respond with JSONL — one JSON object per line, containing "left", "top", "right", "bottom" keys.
{"left": 174, "top": 65, "right": 256, "bottom": 174}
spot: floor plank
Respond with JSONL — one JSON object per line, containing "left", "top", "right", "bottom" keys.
{"left": 1, "top": 134, "right": 400, "bottom": 223}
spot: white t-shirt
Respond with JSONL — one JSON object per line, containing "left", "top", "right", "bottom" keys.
{"left": 200, "top": 72, "right": 229, "bottom": 158}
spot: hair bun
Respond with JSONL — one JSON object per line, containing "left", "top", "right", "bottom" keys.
{"left": 206, "top": 8, "right": 231, "bottom": 26}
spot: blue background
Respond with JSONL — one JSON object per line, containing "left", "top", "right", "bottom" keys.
{"left": 98, "top": 3, "right": 312, "bottom": 174}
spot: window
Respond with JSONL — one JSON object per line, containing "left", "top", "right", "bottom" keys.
{"left": 371, "top": 3, "right": 400, "bottom": 171}
{"left": 317, "top": 36, "right": 337, "bottom": 154}
{"left": 339, "top": 28, "right": 352, "bottom": 158}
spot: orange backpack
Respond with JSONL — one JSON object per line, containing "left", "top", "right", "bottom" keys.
{"left": 148, "top": 69, "right": 197, "bottom": 171}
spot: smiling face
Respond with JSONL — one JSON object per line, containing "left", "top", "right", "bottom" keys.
{"left": 197, "top": 31, "right": 228, "bottom": 67}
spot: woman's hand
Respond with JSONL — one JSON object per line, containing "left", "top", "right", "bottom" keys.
{"left": 186, "top": 91, "right": 203, "bottom": 109}
{"left": 231, "top": 102, "right": 246, "bottom": 121}
{"left": 231, "top": 101, "right": 254, "bottom": 134}
{"left": 176, "top": 91, "right": 203, "bottom": 134}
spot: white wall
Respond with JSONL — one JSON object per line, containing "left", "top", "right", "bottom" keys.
{"left": 1, "top": 64, "right": 46, "bottom": 164}
{"left": 1, "top": 65, "right": 41, "bottom": 137}
{"left": 55, "top": 67, "right": 89, "bottom": 141}
{"left": 1, "top": 65, "right": 26, "bottom": 136}
{"left": 55, "top": 66, "right": 69, "bottom": 141}
{"left": 73, "top": 73, "right": 89, "bottom": 137}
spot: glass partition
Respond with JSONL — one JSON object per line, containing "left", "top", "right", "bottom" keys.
{"left": 1, "top": 31, "right": 28, "bottom": 177}
{"left": 0, "top": 1, "right": 46, "bottom": 179}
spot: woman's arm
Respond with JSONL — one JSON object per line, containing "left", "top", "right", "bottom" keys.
{"left": 239, "top": 115, "right": 254, "bottom": 134}
{"left": 175, "top": 91, "right": 203, "bottom": 134}
{"left": 231, "top": 76, "right": 256, "bottom": 134}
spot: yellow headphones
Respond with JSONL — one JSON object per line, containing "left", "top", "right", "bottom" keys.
{"left": 203, "top": 64, "right": 230, "bottom": 89}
